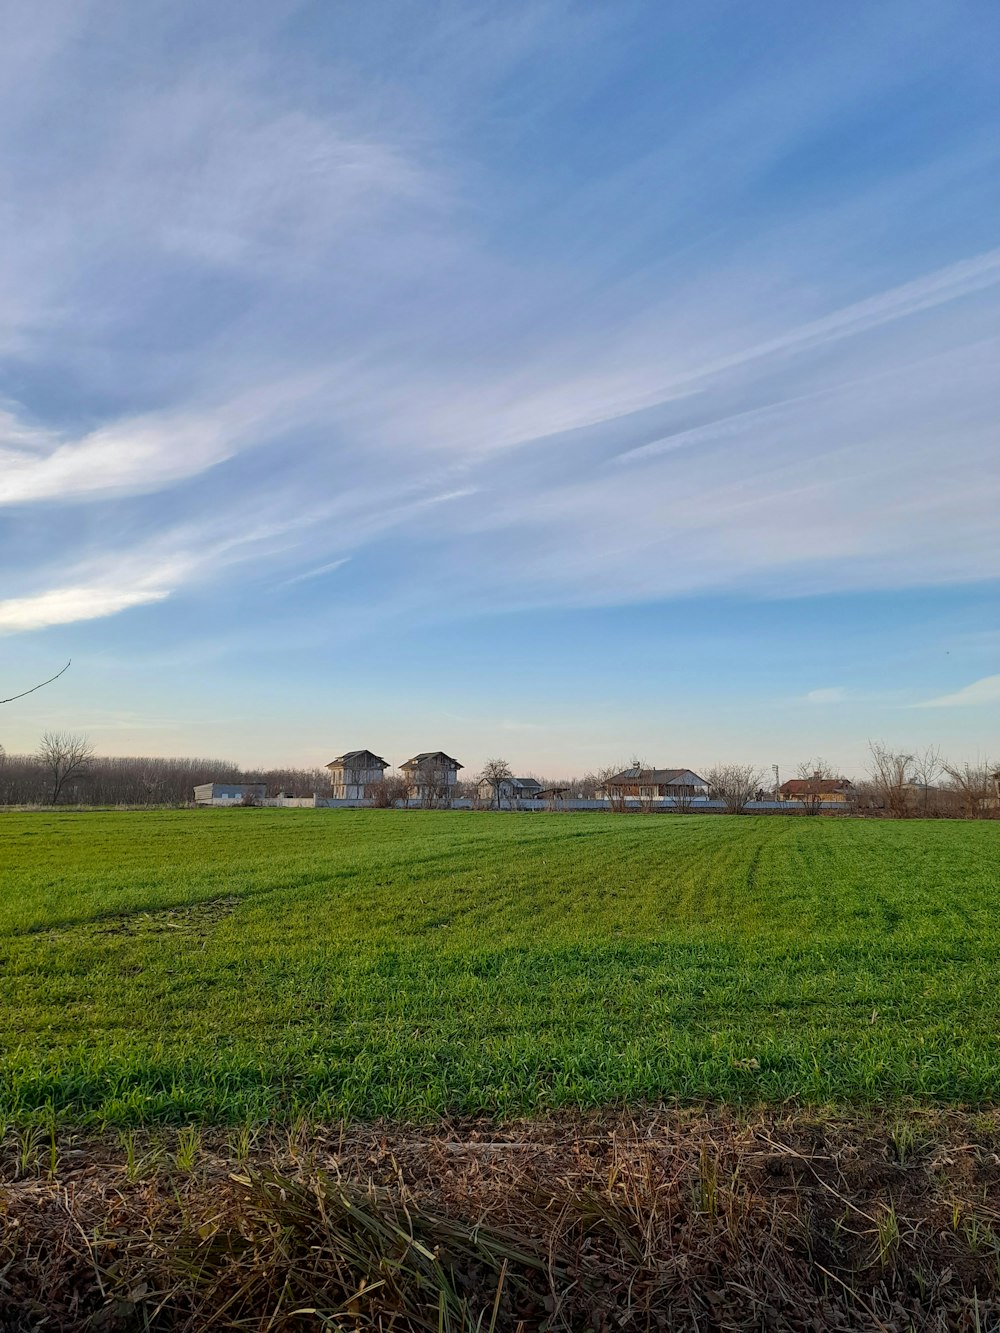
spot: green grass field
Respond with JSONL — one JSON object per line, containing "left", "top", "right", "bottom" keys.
{"left": 1, "top": 809, "right": 998, "bottom": 1124}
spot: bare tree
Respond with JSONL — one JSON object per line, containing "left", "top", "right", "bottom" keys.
{"left": 706, "top": 763, "right": 762, "bottom": 815}
{"left": 1, "top": 660, "right": 71, "bottom": 706}
{"left": 910, "top": 745, "right": 944, "bottom": 815}
{"left": 670, "top": 783, "right": 693, "bottom": 814}
{"left": 629, "top": 757, "right": 658, "bottom": 814}
{"left": 867, "top": 742, "right": 914, "bottom": 818}
{"left": 943, "top": 760, "right": 996, "bottom": 819}
{"left": 36, "top": 731, "right": 94, "bottom": 805}
{"left": 413, "top": 759, "right": 451, "bottom": 809}
{"left": 794, "top": 758, "right": 836, "bottom": 815}
{"left": 369, "top": 772, "right": 409, "bottom": 809}
{"left": 596, "top": 764, "right": 628, "bottom": 813}
{"left": 479, "top": 757, "right": 513, "bottom": 810}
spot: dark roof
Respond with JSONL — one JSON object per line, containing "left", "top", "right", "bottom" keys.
{"left": 605, "top": 767, "right": 707, "bottom": 786}
{"left": 779, "top": 778, "right": 853, "bottom": 795}
{"left": 326, "top": 750, "right": 389, "bottom": 769}
{"left": 512, "top": 777, "right": 541, "bottom": 790}
{"left": 401, "top": 752, "right": 464, "bottom": 770}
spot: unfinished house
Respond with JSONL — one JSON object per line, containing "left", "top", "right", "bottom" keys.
{"left": 401, "top": 752, "right": 463, "bottom": 803}
{"left": 325, "top": 750, "right": 389, "bottom": 800}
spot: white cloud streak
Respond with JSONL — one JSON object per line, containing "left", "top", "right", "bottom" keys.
{"left": 0, "top": 1, "right": 998, "bottom": 651}
{"left": 276, "top": 558, "right": 351, "bottom": 587}
{"left": 0, "top": 376, "right": 332, "bottom": 505}
{"left": 805, "top": 688, "right": 848, "bottom": 704}
{"left": 915, "top": 676, "right": 1000, "bottom": 708}
{"left": 0, "top": 585, "right": 170, "bottom": 633}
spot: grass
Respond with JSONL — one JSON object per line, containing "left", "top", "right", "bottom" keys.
{"left": 0, "top": 808, "right": 998, "bottom": 1124}
{"left": 6, "top": 1109, "right": 1000, "bottom": 1330}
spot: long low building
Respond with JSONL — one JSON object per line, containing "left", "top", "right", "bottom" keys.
{"left": 193, "top": 782, "right": 267, "bottom": 804}
{"left": 476, "top": 776, "right": 542, "bottom": 804}
{"left": 601, "top": 766, "right": 710, "bottom": 798}
{"left": 778, "top": 777, "right": 856, "bottom": 804}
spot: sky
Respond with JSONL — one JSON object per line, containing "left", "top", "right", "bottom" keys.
{"left": 1, "top": 0, "right": 998, "bottom": 780}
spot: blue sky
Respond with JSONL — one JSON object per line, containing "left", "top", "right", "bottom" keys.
{"left": 1, "top": 0, "right": 998, "bottom": 777}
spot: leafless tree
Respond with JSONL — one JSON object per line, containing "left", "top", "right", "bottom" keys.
{"left": 1, "top": 660, "right": 71, "bottom": 706}
{"left": 369, "top": 773, "right": 409, "bottom": 808}
{"left": 943, "top": 760, "right": 996, "bottom": 819}
{"left": 867, "top": 742, "right": 914, "bottom": 818}
{"left": 479, "top": 757, "right": 513, "bottom": 810}
{"left": 413, "top": 759, "right": 451, "bottom": 809}
{"left": 794, "top": 758, "right": 836, "bottom": 815}
{"left": 629, "top": 757, "right": 659, "bottom": 814}
{"left": 36, "top": 731, "right": 94, "bottom": 805}
{"left": 706, "top": 763, "right": 762, "bottom": 815}
{"left": 910, "top": 745, "right": 944, "bottom": 815}
{"left": 670, "top": 784, "right": 693, "bottom": 814}
{"left": 596, "top": 764, "right": 628, "bottom": 813}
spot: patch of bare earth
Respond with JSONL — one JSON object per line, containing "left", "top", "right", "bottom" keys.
{"left": 3, "top": 1109, "right": 1000, "bottom": 1330}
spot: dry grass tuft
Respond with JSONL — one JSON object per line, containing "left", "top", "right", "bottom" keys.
{"left": 3, "top": 1107, "right": 1000, "bottom": 1330}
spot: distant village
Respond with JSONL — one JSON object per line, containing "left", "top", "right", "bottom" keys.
{"left": 192, "top": 749, "right": 909, "bottom": 813}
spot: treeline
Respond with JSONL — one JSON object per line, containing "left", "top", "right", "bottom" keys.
{"left": 0, "top": 733, "right": 994, "bottom": 816}
{"left": 0, "top": 748, "right": 328, "bottom": 807}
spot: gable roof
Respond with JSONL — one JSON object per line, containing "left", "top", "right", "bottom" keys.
{"left": 779, "top": 777, "right": 853, "bottom": 794}
{"left": 326, "top": 750, "right": 389, "bottom": 769}
{"left": 604, "top": 767, "right": 707, "bottom": 786}
{"left": 477, "top": 775, "right": 542, "bottom": 792}
{"left": 401, "top": 752, "right": 463, "bottom": 771}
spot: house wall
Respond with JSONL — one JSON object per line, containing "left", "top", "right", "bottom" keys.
{"left": 193, "top": 783, "right": 268, "bottom": 805}
{"left": 779, "top": 790, "right": 852, "bottom": 803}
{"left": 405, "top": 765, "right": 459, "bottom": 797}
{"left": 328, "top": 765, "right": 387, "bottom": 799}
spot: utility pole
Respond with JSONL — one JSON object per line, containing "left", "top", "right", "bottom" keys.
{"left": 772, "top": 764, "right": 780, "bottom": 800}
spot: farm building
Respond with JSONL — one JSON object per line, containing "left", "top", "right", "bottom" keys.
{"left": 401, "top": 752, "right": 463, "bottom": 801}
{"left": 476, "top": 776, "right": 542, "bottom": 804}
{"left": 325, "top": 750, "right": 389, "bottom": 800}
{"left": 778, "top": 776, "right": 856, "bottom": 804}
{"left": 601, "top": 767, "right": 709, "bottom": 799}
{"left": 193, "top": 782, "right": 267, "bottom": 805}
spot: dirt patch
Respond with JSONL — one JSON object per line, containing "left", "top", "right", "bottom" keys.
{"left": 58, "top": 896, "right": 242, "bottom": 940}
{"left": 2, "top": 1108, "right": 1000, "bottom": 1330}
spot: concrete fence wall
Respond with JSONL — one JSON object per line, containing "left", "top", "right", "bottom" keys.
{"left": 201, "top": 794, "right": 850, "bottom": 813}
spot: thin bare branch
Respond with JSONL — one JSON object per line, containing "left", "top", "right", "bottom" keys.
{"left": 0, "top": 659, "right": 71, "bottom": 706}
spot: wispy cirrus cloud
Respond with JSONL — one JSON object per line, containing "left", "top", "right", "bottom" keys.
{"left": 0, "top": 0, "right": 997, "bottom": 775}
{"left": 0, "top": 585, "right": 171, "bottom": 634}
{"left": 915, "top": 675, "right": 1000, "bottom": 708}
{"left": 275, "top": 559, "right": 351, "bottom": 588}
{"left": 0, "top": 374, "right": 338, "bottom": 506}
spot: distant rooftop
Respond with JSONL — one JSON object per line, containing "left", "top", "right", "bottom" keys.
{"left": 401, "top": 752, "right": 463, "bottom": 770}
{"left": 326, "top": 750, "right": 389, "bottom": 769}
